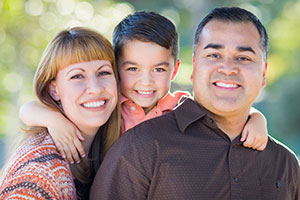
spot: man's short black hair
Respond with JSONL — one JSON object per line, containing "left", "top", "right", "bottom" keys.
{"left": 113, "top": 11, "right": 179, "bottom": 63}
{"left": 193, "top": 7, "right": 269, "bottom": 61}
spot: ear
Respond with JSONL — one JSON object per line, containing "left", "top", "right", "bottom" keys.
{"left": 171, "top": 59, "right": 180, "bottom": 81}
{"left": 262, "top": 62, "right": 268, "bottom": 88}
{"left": 48, "top": 81, "right": 60, "bottom": 101}
{"left": 190, "top": 56, "right": 196, "bottom": 81}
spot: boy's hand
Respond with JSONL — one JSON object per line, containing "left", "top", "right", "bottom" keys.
{"left": 241, "top": 111, "right": 268, "bottom": 151}
{"left": 48, "top": 116, "right": 86, "bottom": 164}
{"left": 241, "top": 128, "right": 267, "bottom": 151}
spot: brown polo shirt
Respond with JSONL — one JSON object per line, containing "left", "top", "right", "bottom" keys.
{"left": 90, "top": 98, "right": 300, "bottom": 200}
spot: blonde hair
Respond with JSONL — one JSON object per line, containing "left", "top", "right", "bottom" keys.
{"left": 32, "top": 27, "right": 121, "bottom": 183}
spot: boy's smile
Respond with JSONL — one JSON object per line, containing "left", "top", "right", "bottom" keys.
{"left": 118, "top": 40, "right": 178, "bottom": 114}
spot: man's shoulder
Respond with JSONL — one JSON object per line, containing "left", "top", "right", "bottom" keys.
{"left": 267, "top": 136, "right": 299, "bottom": 167}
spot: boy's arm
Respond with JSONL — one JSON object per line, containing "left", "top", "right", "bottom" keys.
{"left": 241, "top": 107, "right": 268, "bottom": 151}
{"left": 19, "top": 100, "right": 85, "bottom": 163}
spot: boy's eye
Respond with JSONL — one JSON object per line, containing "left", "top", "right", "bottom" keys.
{"left": 70, "top": 74, "right": 84, "bottom": 79}
{"left": 126, "top": 67, "right": 138, "bottom": 71}
{"left": 153, "top": 68, "right": 166, "bottom": 72}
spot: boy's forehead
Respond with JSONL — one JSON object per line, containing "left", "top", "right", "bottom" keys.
{"left": 119, "top": 39, "right": 176, "bottom": 63}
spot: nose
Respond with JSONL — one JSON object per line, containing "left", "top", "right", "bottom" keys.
{"left": 86, "top": 76, "right": 104, "bottom": 95}
{"left": 139, "top": 71, "right": 153, "bottom": 85}
{"left": 217, "top": 58, "right": 239, "bottom": 75}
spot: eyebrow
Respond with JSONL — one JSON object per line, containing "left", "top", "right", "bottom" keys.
{"left": 237, "top": 46, "right": 256, "bottom": 55}
{"left": 203, "top": 43, "right": 224, "bottom": 50}
{"left": 122, "top": 61, "right": 170, "bottom": 67}
{"left": 66, "top": 68, "right": 84, "bottom": 76}
{"left": 204, "top": 43, "right": 256, "bottom": 55}
{"left": 66, "top": 64, "right": 111, "bottom": 75}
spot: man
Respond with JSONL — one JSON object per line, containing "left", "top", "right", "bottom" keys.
{"left": 90, "top": 7, "right": 300, "bottom": 199}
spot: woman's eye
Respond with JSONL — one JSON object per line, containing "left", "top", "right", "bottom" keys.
{"left": 98, "top": 71, "right": 112, "bottom": 76}
{"left": 153, "top": 68, "right": 166, "bottom": 72}
{"left": 70, "top": 74, "right": 84, "bottom": 79}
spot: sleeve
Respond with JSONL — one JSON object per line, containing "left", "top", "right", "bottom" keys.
{"left": 295, "top": 158, "right": 300, "bottom": 200}
{"left": 90, "top": 130, "right": 156, "bottom": 200}
{"left": 0, "top": 154, "right": 76, "bottom": 200}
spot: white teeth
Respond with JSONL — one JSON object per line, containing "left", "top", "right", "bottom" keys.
{"left": 215, "top": 82, "right": 238, "bottom": 88}
{"left": 137, "top": 91, "right": 154, "bottom": 95}
{"left": 83, "top": 101, "right": 105, "bottom": 108}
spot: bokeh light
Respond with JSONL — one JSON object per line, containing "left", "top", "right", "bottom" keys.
{"left": 25, "top": 0, "right": 44, "bottom": 16}
{"left": 75, "top": 2, "right": 94, "bottom": 21}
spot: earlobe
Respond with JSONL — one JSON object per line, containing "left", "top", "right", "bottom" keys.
{"left": 262, "top": 62, "right": 268, "bottom": 88}
{"left": 171, "top": 60, "right": 180, "bottom": 81}
{"left": 191, "top": 56, "right": 196, "bottom": 81}
{"left": 49, "top": 81, "right": 60, "bottom": 101}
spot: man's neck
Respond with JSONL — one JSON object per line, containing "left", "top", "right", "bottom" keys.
{"left": 211, "top": 112, "right": 249, "bottom": 141}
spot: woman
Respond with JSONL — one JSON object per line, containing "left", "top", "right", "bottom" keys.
{"left": 0, "top": 27, "right": 121, "bottom": 199}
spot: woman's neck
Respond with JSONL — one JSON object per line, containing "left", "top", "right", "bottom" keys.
{"left": 81, "top": 134, "right": 96, "bottom": 157}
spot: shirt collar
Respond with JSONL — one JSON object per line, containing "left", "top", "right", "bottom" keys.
{"left": 120, "top": 95, "right": 130, "bottom": 104}
{"left": 174, "top": 98, "right": 207, "bottom": 133}
{"left": 174, "top": 98, "right": 244, "bottom": 145}
{"left": 120, "top": 92, "right": 185, "bottom": 113}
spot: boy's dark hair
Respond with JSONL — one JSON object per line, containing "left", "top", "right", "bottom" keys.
{"left": 193, "top": 7, "right": 269, "bottom": 61}
{"left": 113, "top": 11, "right": 179, "bottom": 63}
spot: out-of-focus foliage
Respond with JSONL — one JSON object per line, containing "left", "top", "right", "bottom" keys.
{"left": 0, "top": 0, "right": 299, "bottom": 160}
{"left": 257, "top": 0, "right": 300, "bottom": 155}
{"left": 0, "top": 0, "right": 134, "bottom": 139}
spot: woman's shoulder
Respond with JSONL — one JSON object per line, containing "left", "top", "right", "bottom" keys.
{"left": 0, "top": 131, "right": 76, "bottom": 199}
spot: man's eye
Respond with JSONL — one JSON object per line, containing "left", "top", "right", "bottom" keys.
{"left": 153, "top": 68, "right": 166, "bottom": 72}
{"left": 126, "top": 67, "right": 138, "bottom": 71}
{"left": 207, "top": 54, "right": 220, "bottom": 59}
{"left": 237, "top": 56, "right": 251, "bottom": 61}
{"left": 71, "top": 74, "right": 84, "bottom": 79}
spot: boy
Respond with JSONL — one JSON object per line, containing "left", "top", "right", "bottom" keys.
{"left": 19, "top": 11, "right": 268, "bottom": 164}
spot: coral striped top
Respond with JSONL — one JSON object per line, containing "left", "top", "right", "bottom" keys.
{"left": 0, "top": 131, "right": 76, "bottom": 200}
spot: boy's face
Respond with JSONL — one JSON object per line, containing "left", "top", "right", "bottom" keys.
{"left": 118, "top": 40, "right": 179, "bottom": 113}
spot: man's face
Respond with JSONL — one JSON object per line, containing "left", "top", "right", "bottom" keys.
{"left": 118, "top": 40, "right": 179, "bottom": 113}
{"left": 191, "top": 20, "right": 267, "bottom": 116}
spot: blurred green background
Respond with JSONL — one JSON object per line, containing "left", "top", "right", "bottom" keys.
{"left": 0, "top": 0, "right": 300, "bottom": 166}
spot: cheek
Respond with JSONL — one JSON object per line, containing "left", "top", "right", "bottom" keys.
{"left": 104, "top": 78, "right": 118, "bottom": 99}
{"left": 59, "top": 83, "right": 84, "bottom": 102}
{"left": 154, "top": 72, "right": 172, "bottom": 83}
{"left": 119, "top": 73, "right": 133, "bottom": 89}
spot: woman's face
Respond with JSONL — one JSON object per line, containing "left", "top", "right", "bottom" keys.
{"left": 49, "top": 60, "right": 118, "bottom": 136}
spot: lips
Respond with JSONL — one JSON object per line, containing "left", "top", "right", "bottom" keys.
{"left": 212, "top": 79, "right": 242, "bottom": 89}
{"left": 81, "top": 100, "right": 106, "bottom": 108}
{"left": 136, "top": 90, "right": 155, "bottom": 95}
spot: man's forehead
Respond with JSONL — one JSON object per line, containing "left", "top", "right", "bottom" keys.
{"left": 197, "top": 20, "right": 261, "bottom": 50}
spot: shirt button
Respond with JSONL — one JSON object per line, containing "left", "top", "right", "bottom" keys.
{"left": 233, "top": 177, "right": 238, "bottom": 182}
{"left": 276, "top": 181, "right": 281, "bottom": 188}
{"left": 131, "top": 106, "right": 136, "bottom": 111}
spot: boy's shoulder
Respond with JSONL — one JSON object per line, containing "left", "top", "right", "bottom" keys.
{"left": 157, "top": 90, "right": 191, "bottom": 111}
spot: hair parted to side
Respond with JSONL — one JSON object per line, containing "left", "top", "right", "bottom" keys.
{"left": 193, "top": 7, "right": 269, "bottom": 61}
{"left": 113, "top": 11, "right": 179, "bottom": 63}
{"left": 33, "top": 27, "right": 121, "bottom": 183}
